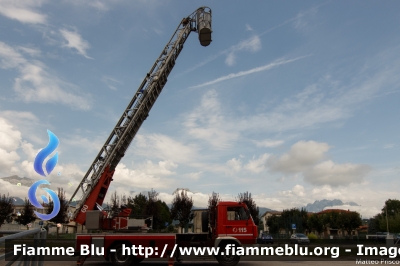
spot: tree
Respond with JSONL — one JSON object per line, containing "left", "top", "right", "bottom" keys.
{"left": 378, "top": 213, "right": 400, "bottom": 233}
{"left": 47, "top": 188, "right": 69, "bottom": 238}
{"left": 338, "top": 211, "right": 362, "bottom": 236}
{"left": 154, "top": 200, "right": 172, "bottom": 231}
{"left": 110, "top": 191, "right": 121, "bottom": 216}
{"left": 280, "top": 208, "right": 309, "bottom": 234}
{"left": 127, "top": 193, "right": 147, "bottom": 217}
{"left": 142, "top": 189, "right": 170, "bottom": 231}
{"left": 257, "top": 217, "right": 264, "bottom": 232}
{"left": 15, "top": 198, "right": 36, "bottom": 229}
{"left": 145, "top": 189, "right": 159, "bottom": 228}
{"left": 368, "top": 216, "right": 380, "bottom": 234}
{"left": 382, "top": 199, "right": 400, "bottom": 217}
{"left": 369, "top": 199, "right": 400, "bottom": 232}
{"left": 324, "top": 212, "right": 339, "bottom": 229}
{"left": 307, "top": 213, "right": 324, "bottom": 236}
{"left": 378, "top": 199, "right": 400, "bottom": 232}
{"left": 125, "top": 191, "right": 171, "bottom": 232}
{"left": 368, "top": 199, "right": 400, "bottom": 233}
{"left": 207, "top": 192, "right": 221, "bottom": 228}
{"left": 170, "top": 190, "right": 194, "bottom": 233}
{"left": 266, "top": 215, "right": 281, "bottom": 234}
{"left": 0, "top": 194, "right": 14, "bottom": 227}
{"left": 237, "top": 191, "right": 259, "bottom": 225}
{"left": 207, "top": 192, "right": 221, "bottom": 211}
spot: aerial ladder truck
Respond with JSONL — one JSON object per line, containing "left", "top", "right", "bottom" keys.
{"left": 70, "top": 7, "right": 258, "bottom": 266}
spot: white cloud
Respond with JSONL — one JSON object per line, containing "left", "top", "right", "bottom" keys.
{"left": 180, "top": 34, "right": 262, "bottom": 74}
{"left": 245, "top": 153, "right": 270, "bottom": 173}
{"left": 63, "top": 135, "right": 103, "bottom": 153}
{"left": 0, "top": 117, "right": 21, "bottom": 174}
{"left": 64, "top": 0, "right": 167, "bottom": 14}
{"left": 233, "top": 35, "right": 261, "bottom": 53}
{"left": 290, "top": 185, "right": 306, "bottom": 197}
{"left": 88, "top": 0, "right": 109, "bottom": 11}
{"left": 0, "top": 117, "right": 22, "bottom": 151}
{"left": 46, "top": 160, "right": 178, "bottom": 205}
{"left": 190, "top": 55, "right": 310, "bottom": 89}
{"left": 267, "top": 141, "right": 371, "bottom": 187}
{"left": 15, "top": 162, "right": 87, "bottom": 200}
{"left": 157, "top": 190, "right": 211, "bottom": 208}
{"left": 225, "top": 52, "right": 236, "bottom": 66}
{"left": 14, "top": 63, "right": 92, "bottom": 110}
{"left": 133, "top": 134, "right": 199, "bottom": 164}
{"left": 183, "top": 90, "right": 239, "bottom": 149}
{"left": 0, "top": 111, "right": 44, "bottom": 145}
{"left": 112, "top": 163, "right": 173, "bottom": 189}
{"left": 187, "top": 171, "right": 203, "bottom": 181}
{"left": 60, "top": 28, "right": 93, "bottom": 59}
{"left": 0, "top": 0, "right": 47, "bottom": 24}
{"left": 182, "top": 5, "right": 321, "bottom": 75}
{"left": 226, "top": 158, "right": 242, "bottom": 172}
{"left": 223, "top": 35, "right": 261, "bottom": 66}
{"left": 65, "top": 0, "right": 110, "bottom": 11}
{"left": 259, "top": 184, "right": 391, "bottom": 218}
{"left": 293, "top": 6, "right": 318, "bottom": 31}
{"left": 230, "top": 56, "right": 400, "bottom": 134}
{"left": 18, "top": 46, "right": 41, "bottom": 57}
{"left": 20, "top": 141, "right": 36, "bottom": 161}
{"left": 138, "top": 160, "right": 178, "bottom": 176}
{"left": 245, "top": 24, "right": 253, "bottom": 31}
{"left": 0, "top": 41, "right": 92, "bottom": 110}
{"left": 254, "top": 139, "right": 284, "bottom": 148}
{"left": 267, "top": 140, "right": 330, "bottom": 174}
{"left": 0, "top": 41, "right": 26, "bottom": 68}
{"left": 304, "top": 160, "right": 371, "bottom": 187}
{"left": 102, "top": 76, "right": 122, "bottom": 91}
{"left": 0, "top": 179, "right": 32, "bottom": 199}
{"left": 0, "top": 111, "right": 38, "bottom": 122}
{"left": 384, "top": 144, "right": 395, "bottom": 149}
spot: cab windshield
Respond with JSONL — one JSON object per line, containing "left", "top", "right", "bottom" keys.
{"left": 227, "top": 206, "right": 249, "bottom": 220}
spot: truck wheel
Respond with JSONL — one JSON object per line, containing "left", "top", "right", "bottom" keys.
{"left": 109, "top": 243, "right": 134, "bottom": 266}
{"left": 216, "top": 243, "right": 240, "bottom": 266}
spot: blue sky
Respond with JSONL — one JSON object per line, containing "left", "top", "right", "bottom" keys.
{"left": 0, "top": 0, "right": 399, "bottom": 218}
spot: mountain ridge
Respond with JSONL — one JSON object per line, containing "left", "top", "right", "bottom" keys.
{"left": 303, "top": 199, "right": 359, "bottom": 213}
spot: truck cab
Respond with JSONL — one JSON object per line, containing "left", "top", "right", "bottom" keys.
{"left": 214, "top": 201, "right": 258, "bottom": 245}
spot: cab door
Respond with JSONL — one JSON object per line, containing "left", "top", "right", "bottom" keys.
{"left": 224, "top": 206, "right": 255, "bottom": 243}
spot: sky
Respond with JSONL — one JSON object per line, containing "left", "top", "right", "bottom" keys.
{"left": 0, "top": 0, "right": 399, "bottom": 219}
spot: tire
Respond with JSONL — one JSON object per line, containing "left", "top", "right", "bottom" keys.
{"left": 216, "top": 243, "right": 240, "bottom": 266}
{"left": 109, "top": 243, "right": 134, "bottom": 266}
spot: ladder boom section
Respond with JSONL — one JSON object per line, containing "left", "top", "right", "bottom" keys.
{"left": 69, "top": 7, "right": 212, "bottom": 224}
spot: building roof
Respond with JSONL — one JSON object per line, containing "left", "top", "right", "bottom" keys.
{"left": 261, "top": 211, "right": 282, "bottom": 217}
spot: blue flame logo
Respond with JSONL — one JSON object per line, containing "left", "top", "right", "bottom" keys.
{"left": 34, "top": 130, "right": 59, "bottom": 176}
{"left": 28, "top": 180, "right": 60, "bottom": 220}
{"left": 29, "top": 130, "right": 61, "bottom": 221}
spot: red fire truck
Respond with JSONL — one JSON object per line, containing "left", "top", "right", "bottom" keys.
{"left": 69, "top": 7, "right": 258, "bottom": 266}
{"left": 77, "top": 201, "right": 258, "bottom": 266}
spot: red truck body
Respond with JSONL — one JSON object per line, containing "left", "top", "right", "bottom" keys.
{"left": 75, "top": 201, "right": 258, "bottom": 266}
